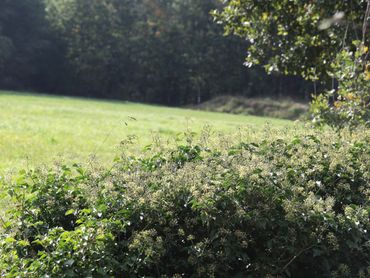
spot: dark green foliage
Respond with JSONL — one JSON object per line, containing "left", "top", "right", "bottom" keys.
{"left": 0, "top": 0, "right": 67, "bottom": 93}
{"left": 45, "top": 0, "right": 269, "bottom": 104}
{"left": 1, "top": 132, "right": 369, "bottom": 277}
{"left": 0, "top": 0, "right": 310, "bottom": 105}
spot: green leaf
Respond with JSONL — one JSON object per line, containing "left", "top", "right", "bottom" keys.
{"left": 65, "top": 209, "right": 75, "bottom": 216}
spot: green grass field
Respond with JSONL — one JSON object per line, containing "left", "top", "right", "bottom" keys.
{"left": 0, "top": 91, "right": 294, "bottom": 173}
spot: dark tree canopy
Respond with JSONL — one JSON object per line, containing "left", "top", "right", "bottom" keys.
{"left": 0, "top": 0, "right": 311, "bottom": 104}
{"left": 0, "top": 0, "right": 66, "bottom": 92}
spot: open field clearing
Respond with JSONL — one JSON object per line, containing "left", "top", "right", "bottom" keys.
{"left": 0, "top": 92, "right": 293, "bottom": 173}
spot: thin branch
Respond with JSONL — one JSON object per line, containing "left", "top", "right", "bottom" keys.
{"left": 279, "top": 245, "right": 316, "bottom": 274}
{"left": 363, "top": 1, "right": 370, "bottom": 64}
{"left": 362, "top": 0, "right": 370, "bottom": 45}
{"left": 341, "top": 23, "right": 349, "bottom": 50}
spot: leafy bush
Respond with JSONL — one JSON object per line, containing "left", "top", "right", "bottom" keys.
{"left": 311, "top": 42, "right": 370, "bottom": 130}
{"left": 0, "top": 131, "right": 369, "bottom": 277}
{"left": 195, "top": 96, "right": 308, "bottom": 120}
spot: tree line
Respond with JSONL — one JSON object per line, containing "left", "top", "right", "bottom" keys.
{"left": 0, "top": 0, "right": 310, "bottom": 106}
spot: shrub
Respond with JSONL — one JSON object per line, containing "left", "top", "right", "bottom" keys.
{"left": 194, "top": 96, "right": 308, "bottom": 120}
{"left": 311, "top": 42, "right": 370, "bottom": 130}
{"left": 0, "top": 131, "right": 369, "bottom": 277}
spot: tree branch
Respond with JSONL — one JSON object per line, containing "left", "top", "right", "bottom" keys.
{"left": 279, "top": 244, "right": 316, "bottom": 274}
{"left": 362, "top": 0, "right": 370, "bottom": 45}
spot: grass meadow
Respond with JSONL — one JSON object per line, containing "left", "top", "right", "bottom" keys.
{"left": 0, "top": 91, "right": 293, "bottom": 173}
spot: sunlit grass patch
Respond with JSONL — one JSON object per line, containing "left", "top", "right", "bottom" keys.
{"left": 0, "top": 91, "right": 293, "bottom": 173}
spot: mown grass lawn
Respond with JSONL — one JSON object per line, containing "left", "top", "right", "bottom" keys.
{"left": 0, "top": 91, "right": 294, "bottom": 173}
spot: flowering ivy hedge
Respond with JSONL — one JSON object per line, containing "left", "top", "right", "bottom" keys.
{"left": 1, "top": 131, "right": 369, "bottom": 277}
